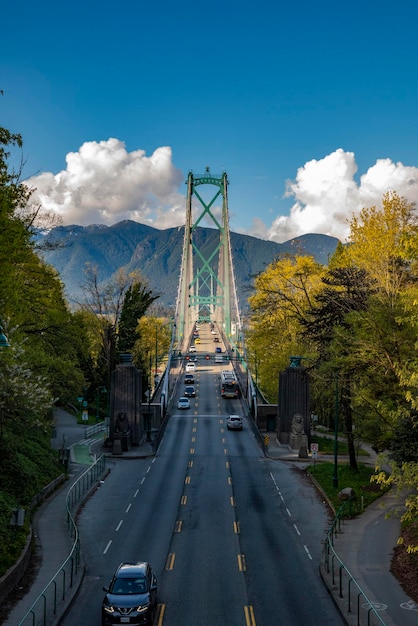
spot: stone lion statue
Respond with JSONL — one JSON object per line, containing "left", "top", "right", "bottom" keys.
{"left": 291, "top": 413, "right": 305, "bottom": 435}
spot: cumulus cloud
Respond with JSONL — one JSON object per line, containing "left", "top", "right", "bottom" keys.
{"left": 26, "top": 141, "right": 418, "bottom": 243}
{"left": 266, "top": 148, "right": 418, "bottom": 243}
{"left": 26, "top": 138, "right": 186, "bottom": 228}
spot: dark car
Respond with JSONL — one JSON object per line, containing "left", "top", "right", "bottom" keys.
{"left": 213, "top": 336, "right": 220, "bottom": 342}
{"left": 184, "top": 385, "right": 196, "bottom": 397}
{"left": 102, "top": 562, "right": 157, "bottom": 625}
{"left": 184, "top": 373, "right": 195, "bottom": 384}
{"left": 215, "top": 346, "right": 222, "bottom": 353}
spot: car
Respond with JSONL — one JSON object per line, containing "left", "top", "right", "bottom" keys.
{"left": 215, "top": 346, "right": 222, "bottom": 353}
{"left": 227, "top": 415, "right": 243, "bottom": 430}
{"left": 214, "top": 336, "right": 220, "bottom": 342}
{"left": 211, "top": 329, "right": 216, "bottom": 334}
{"left": 177, "top": 397, "right": 191, "bottom": 409}
{"left": 195, "top": 337, "right": 201, "bottom": 344}
{"left": 186, "top": 362, "right": 196, "bottom": 372}
{"left": 184, "top": 373, "right": 195, "bottom": 384}
{"left": 184, "top": 385, "right": 196, "bottom": 397}
{"left": 189, "top": 345, "right": 197, "bottom": 353}
{"left": 102, "top": 561, "right": 157, "bottom": 626}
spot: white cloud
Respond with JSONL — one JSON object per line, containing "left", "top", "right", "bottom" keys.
{"left": 26, "top": 138, "right": 185, "bottom": 228}
{"left": 26, "top": 142, "right": 418, "bottom": 244}
{"left": 265, "top": 148, "right": 418, "bottom": 243}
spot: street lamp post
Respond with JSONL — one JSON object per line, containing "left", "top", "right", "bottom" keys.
{"left": 147, "top": 352, "right": 152, "bottom": 442}
{"left": 96, "top": 386, "right": 107, "bottom": 422}
{"left": 333, "top": 374, "right": 339, "bottom": 488}
{"left": 155, "top": 325, "right": 158, "bottom": 384}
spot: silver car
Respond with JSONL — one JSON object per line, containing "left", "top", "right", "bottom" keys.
{"left": 178, "top": 397, "right": 191, "bottom": 410}
{"left": 227, "top": 415, "right": 243, "bottom": 430}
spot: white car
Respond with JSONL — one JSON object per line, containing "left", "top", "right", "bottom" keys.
{"left": 186, "top": 362, "right": 196, "bottom": 372}
{"left": 189, "top": 345, "right": 197, "bottom": 353}
{"left": 178, "top": 397, "right": 191, "bottom": 410}
{"left": 227, "top": 415, "right": 243, "bottom": 430}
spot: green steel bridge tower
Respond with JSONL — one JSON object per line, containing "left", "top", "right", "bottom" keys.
{"left": 175, "top": 167, "right": 242, "bottom": 350}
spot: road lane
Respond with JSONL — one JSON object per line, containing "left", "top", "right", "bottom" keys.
{"left": 61, "top": 336, "right": 343, "bottom": 626}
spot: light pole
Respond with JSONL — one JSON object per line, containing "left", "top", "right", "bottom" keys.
{"left": 155, "top": 325, "right": 158, "bottom": 384}
{"left": 147, "top": 352, "right": 152, "bottom": 442}
{"left": 96, "top": 386, "right": 107, "bottom": 422}
{"left": 333, "top": 373, "right": 339, "bottom": 488}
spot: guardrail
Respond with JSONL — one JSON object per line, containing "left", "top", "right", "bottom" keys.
{"left": 322, "top": 498, "right": 387, "bottom": 625}
{"left": 18, "top": 455, "right": 107, "bottom": 626}
{"left": 84, "top": 420, "right": 107, "bottom": 438}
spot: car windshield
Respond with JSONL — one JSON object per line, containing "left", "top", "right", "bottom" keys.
{"left": 110, "top": 577, "right": 147, "bottom": 594}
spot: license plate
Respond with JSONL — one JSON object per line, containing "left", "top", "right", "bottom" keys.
{"left": 120, "top": 619, "right": 130, "bottom": 624}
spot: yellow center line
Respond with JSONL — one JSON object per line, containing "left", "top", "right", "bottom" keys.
{"left": 181, "top": 495, "right": 187, "bottom": 505}
{"left": 185, "top": 476, "right": 191, "bottom": 484}
{"left": 175, "top": 520, "right": 182, "bottom": 532}
{"left": 234, "top": 521, "right": 240, "bottom": 534}
{"left": 156, "top": 603, "right": 166, "bottom": 625}
{"left": 237, "top": 554, "right": 247, "bottom": 571}
{"left": 244, "top": 605, "right": 256, "bottom": 626}
{"left": 165, "top": 554, "right": 175, "bottom": 570}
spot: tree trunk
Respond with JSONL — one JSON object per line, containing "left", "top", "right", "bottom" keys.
{"left": 342, "top": 374, "right": 358, "bottom": 472}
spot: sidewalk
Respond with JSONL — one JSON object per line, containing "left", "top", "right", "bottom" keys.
{"left": 266, "top": 434, "right": 418, "bottom": 625}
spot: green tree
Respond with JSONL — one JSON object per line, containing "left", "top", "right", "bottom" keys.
{"left": 118, "top": 282, "right": 159, "bottom": 353}
{"left": 247, "top": 254, "right": 325, "bottom": 400}
{"left": 132, "top": 317, "right": 172, "bottom": 383}
{"left": 302, "top": 266, "right": 374, "bottom": 470}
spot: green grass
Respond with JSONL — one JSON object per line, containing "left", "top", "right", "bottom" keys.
{"left": 311, "top": 434, "right": 369, "bottom": 456}
{"left": 308, "top": 461, "right": 388, "bottom": 515}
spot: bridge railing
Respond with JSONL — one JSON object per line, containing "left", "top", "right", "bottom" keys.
{"left": 322, "top": 498, "right": 387, "bottom": 625}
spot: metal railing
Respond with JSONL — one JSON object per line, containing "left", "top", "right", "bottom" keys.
{"left": 323, "top": 498, "right": 387, "bottom": 625}
{"left": 18, "top": 455, "right": 107, "bottom": 626}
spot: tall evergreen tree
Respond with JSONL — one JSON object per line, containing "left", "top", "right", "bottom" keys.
{"left": 118, "top": 282, "right": 159, "bottom": 353}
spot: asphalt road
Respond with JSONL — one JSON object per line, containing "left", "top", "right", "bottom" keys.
{"left": 61, "top": 329, "right": 343, "bottom": 625}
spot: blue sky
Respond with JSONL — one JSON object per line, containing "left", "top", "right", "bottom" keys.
{"left": 2, "top": 0, "right": 418, "bottom": 242}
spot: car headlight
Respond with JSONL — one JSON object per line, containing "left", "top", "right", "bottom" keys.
{"left": 136, "top": 602, "right": 151, "bottom": 613}
{"left": 103, "top": 604, "right": 115, "bottom": 614}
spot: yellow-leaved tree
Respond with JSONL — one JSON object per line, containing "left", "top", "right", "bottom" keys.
{"left": 247, "top": 254, "right": 325, "bottom": 401}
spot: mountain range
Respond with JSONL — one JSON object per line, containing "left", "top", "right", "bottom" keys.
{"left": 39, "top": 221, "right": 339, "bottom": 310}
